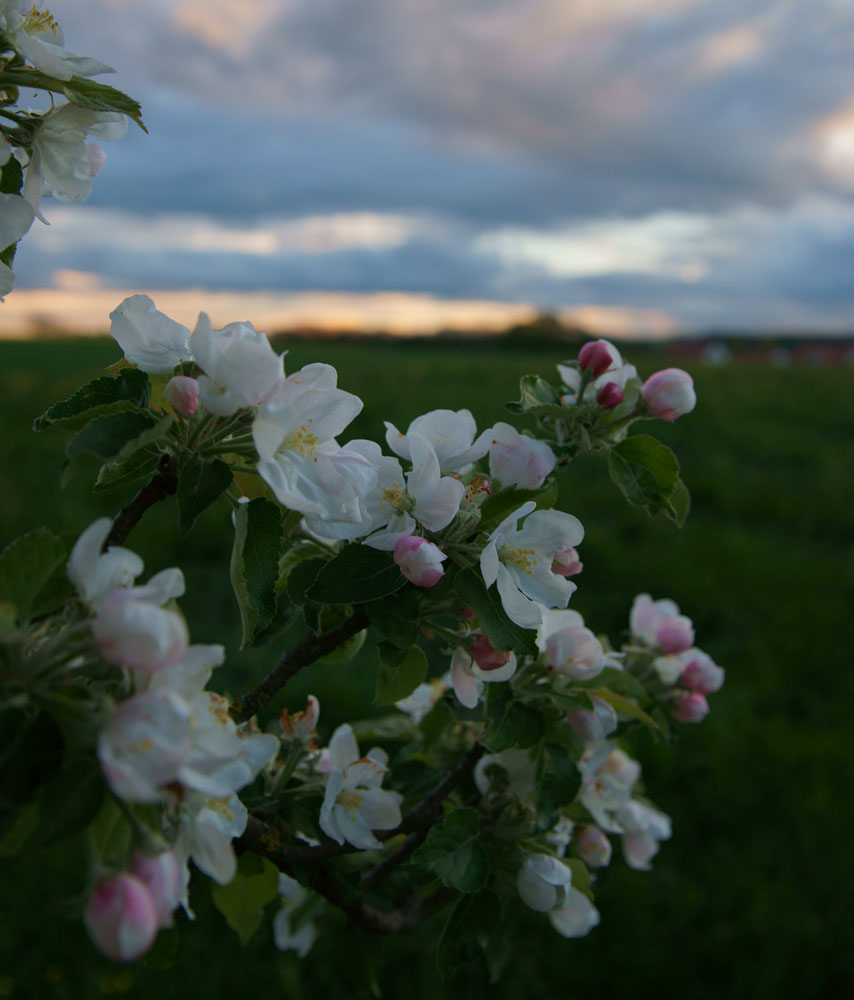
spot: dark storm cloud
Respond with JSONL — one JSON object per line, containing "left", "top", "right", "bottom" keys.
{"left": 62, "top": 0, "right": 854, "bottom": 220}
{"left": 16, "top": 1, "right": 854, "bottom": 331}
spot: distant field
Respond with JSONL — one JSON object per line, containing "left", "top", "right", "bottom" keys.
{"left": 1, "top": 337, "right": 852, "bottom": 999}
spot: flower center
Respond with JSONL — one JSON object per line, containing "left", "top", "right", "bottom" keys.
{"left": 337, "top": 789, "right": 364, "bottom": 811}
{"left": 278, "top": 424, "right": 319, "bottom": 458}
{"left": 24, "top": 8, "right": 60, "bottom": 34}
{"left": 381, "top": 482, "right": 409, "bottom": 513}
{"left": 500, "top": 545, "right": 538, "bottom": 575}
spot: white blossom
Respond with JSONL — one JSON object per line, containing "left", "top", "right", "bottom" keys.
{"left": 23, "top": 104, "right": 127, "bottom": 217}
{"left": 385, "top": 408, "right": 488, "bottom": 474}
{"left": 516, "top": 853, "right": 574, "bottom": 912}
{"left": 318, "top": 724, "right": 402, "bottom": 850}
{"left": 253, "top": 365, "right": 374, "bottom": 524}
{"left": 480, "top": 502, "right": 584, "bottom": 630}
{"left": 110, "top": 295, "right": 193, "bottom": 374}
{"left": 548, "top": 888, "right": 601, "bottom": 938}
{"left": 189, "top": 313, "right": 284, "bottom": 415}
{"left": 67, "top": 517, "right": 144, "bottom": 610}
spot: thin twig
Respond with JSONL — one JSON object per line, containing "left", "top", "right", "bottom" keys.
{"left": 104, "top": 453, "right": 179, "bottom": 549}
{"left": 229, "top": 607, "right": 369, "bottom": 723}
{"left": 238, "top": 740, "right": 485, "bottom": 871}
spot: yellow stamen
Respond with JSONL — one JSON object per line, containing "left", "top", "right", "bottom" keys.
{"left": 337, "top": 789, "right": 364, "bottom": 811}
{"left": 501, "top": 546, "right": 538, "bottom": 575}
{"left": 277, "top": 423, "right": 319, "bottom": 458}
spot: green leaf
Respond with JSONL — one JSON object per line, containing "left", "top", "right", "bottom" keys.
{"left": 230, "top": 498, "right": 283, "bottom": 647}
{"left": 0, "top": 242, "right": 15, "bottom": 269}
{"left": 535, "top": 743, "right": 581, "bottom": 831}
{"left": 436, "top": 890, "right": 501, "bottom": 977}
{"left": 63, "top": 75, "right": 147, "bottom": 132}
{"left": 177, "top": 455, "right": 233, "bottom": 535}
{"left": 589, "top": 686, "right": 661, "bottom": 731}
{"left": 453, "top": 568, "right": 536, "bottom": 657}
{"left": 24, "top": 756, "right": 106, "bottom": 852}
{"left": 0, "top": 527, "right": 68, "bottom": 622}
{"left": 94, "top": 447, "right": 161, "bottom": 493}
{"left": 419, "top": 698, "right": 455, "bottom": 748}
{"left": 307, "top": 545, "right": 404, "bottom": 604}
{"left": 665, "top": 475, "right": 691, "bottom": 527}
{"left": 545, "top": 688, "right": 594, "bottom": 713}
{"left": 317, "top": 626, "right": 366, "bottom": 665}
{"left": 285, "top": 556, "right": 325, "bottom": 606}
{"left": 87, "top": 798, "right": 133, "bottom": 870}
{"left": 365, "top": 590, "right": 421, "bottom": 649}
{"left": 0, "top": 154, "right": 23, "bottom": 195}
{"left": 33, "top": 369, "right": 150, "bottom": 431}
{"left": 477, "top": 479, "right": 559, "bottom": 532}
{"left": 565, "top": 858, "right": 594, "bottom": 902}
{"left": 64, "top": 410, "right": 172, "bottom": 485}
{"left": 576, "top": 666, "right": 646, "bottom": 700}
{"left": 482, "top": 684, "right": 545, "bottom": 752}
{"left": 607, "top": 434, "right": 681, "bottom": 516}
{"left": 375, "top": 642, "right": 428, "bottom": 705}
{"left": 211, "top": 853, "right": 279, "bottom": 945}
{"left": 411, "top": 807, "right": 489, "bottom": 893}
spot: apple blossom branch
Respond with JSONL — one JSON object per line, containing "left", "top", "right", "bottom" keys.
{"left": 237, "top": 742, "right": 486, "bottom": 931}
{"left": 229, "top": 606, "right": 370, "bottom": 723}
{"left": 105, "top": 454, "right": 179, "bottom": 549}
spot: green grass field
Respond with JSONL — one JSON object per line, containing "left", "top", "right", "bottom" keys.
{"left": 1, "top": 337, "right": 852, "bottom": 999}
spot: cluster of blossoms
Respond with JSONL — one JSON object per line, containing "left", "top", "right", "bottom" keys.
{"left": 0, "top": 3, "right": 138, "bottom": 294}
{"left": 0, "top": 279, "right": 722, "bottom": 972}
{"left": 66, "top": 518, "right": 278, "bottom": 959}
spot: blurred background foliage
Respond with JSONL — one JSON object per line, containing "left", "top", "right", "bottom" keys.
{"left": 0, "top": 337, "right": 851, "bottom": 999}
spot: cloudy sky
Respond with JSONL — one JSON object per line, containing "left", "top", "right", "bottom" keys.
{"left": 6, "top": 0, "right": 854, "bottom": 336}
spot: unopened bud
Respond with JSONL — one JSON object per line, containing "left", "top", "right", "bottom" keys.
{"left": 84, "top": 874, "right": 158, "bottom": 962}
{"left": 470, "top": 634, "right": 512, "bottom": 672}
{"left": 577, "top": 825, "right": 612, "bottom": 868}
{"left": 672, "top": 691, "right": 709, "bottom": 724}
{"left": 596, "top": 382, "right": 623, "bottom": 409}
{"left": 393, "top": 536, "right": 446, "bottom": 587}
{"left": 163, "top": 375, "right": 200, "bottom": 416}
{"left": 579, "top": 340, "right": 619, "bottom": 376}
{"left": 552, "top": 547, "right": 583, "bottom": 577}
{"left": 641, "top": 368, "right": 696, "bottom": 421}
{"left": 680, "top": 651, "right": 725, "bottom": 694}
{"left": 129, "top": 851, "right": 183, "bottom": 928}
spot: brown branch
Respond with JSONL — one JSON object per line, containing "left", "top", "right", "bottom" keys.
{"left": 238, "top": 741, "right": 486, "bottom": 867}
{"left": 105, "top": 453, "right": 178, "bottom": 549}
{"left": 360, "top": 829, "right": 430, "bottom": 893}
{"left": 311, "top": 870, "right": 454, "bottom": 934}
{"left": 230, "top": 606, "right": 369, "bottom": 723}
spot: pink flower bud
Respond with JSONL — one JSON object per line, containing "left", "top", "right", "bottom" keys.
{"left": 84, "top": 874, "right": 159, "bottom": 962}
{"left": 672, "top": 691, "right": 709, "bottom": 724}
{"left": 470, "top": 634, "right": 512, "bottom": 672}
{"left": 551, "top": 547, "right": 583, "bottom": 577}
{"left": 163, "top": 375, "right": 200, "bottom": 416}
{"left": 596, "top": 382, "right": 623, "bottom": 409}
{"left": 577, "top": 825, "right": 612, "bottom": 868}
{"left": 680, "top": 650, "right": 725, "bottom": 694}
{"left": 129, "top": 851, "right": 183, "bottom": 928}
{"left": 641, "top": 368, "right": 696, "bottom": 421}
{"left": 656, "top": 617, "right": 695, "bottom": 655}
{"left": 567, "top": 696, "right": 618, "bottom": 740}
{"left": 280, "top": 694, "right": 320, "bottom": 740}
{"left": 393, "top": 536, "right": 446, "bottom": 587}
{"left": 579, "top": 340, "right": 619, "bottom": 376}
{"left": 93, "top": 593, "right": 189, "bottom": 674}
{"left": 460, "top": 605, "right": 477, "bottom": 621}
